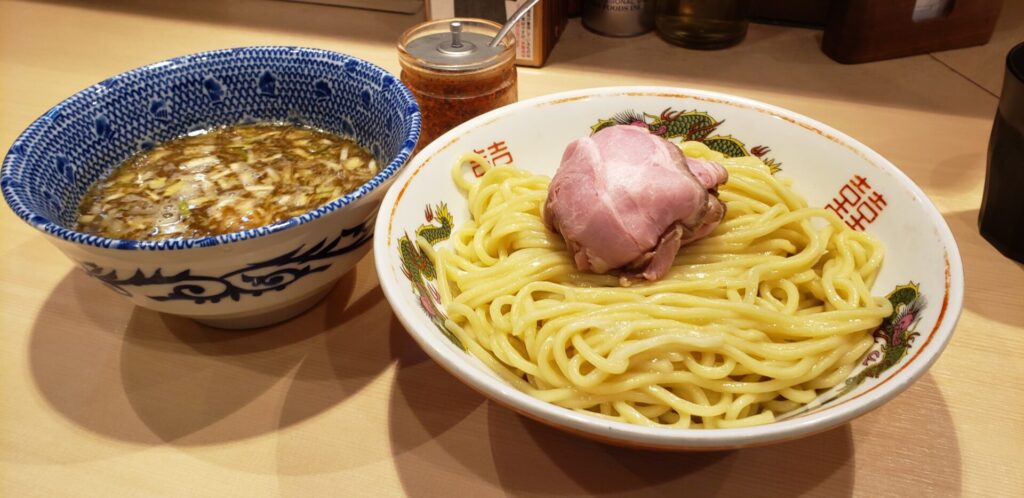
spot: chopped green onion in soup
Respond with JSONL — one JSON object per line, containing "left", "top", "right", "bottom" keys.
{"left": 75, "top": 123, "right": 377, "bottom": 240}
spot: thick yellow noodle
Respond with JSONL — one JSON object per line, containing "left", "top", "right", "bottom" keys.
{"left": 427, "top": 141, "right": 893, "bottom": 428}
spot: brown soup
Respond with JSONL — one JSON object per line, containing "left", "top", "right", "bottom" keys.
{"left": 75, "top": 123, "right": 377, "bottom": 240}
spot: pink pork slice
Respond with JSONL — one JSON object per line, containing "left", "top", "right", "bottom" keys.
{"left": 544, "top": 125, "right": 729, "bottom": 281}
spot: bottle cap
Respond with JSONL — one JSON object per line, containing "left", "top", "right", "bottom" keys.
{"left": 399, "top": 18, "right": 513, "bottom": 72}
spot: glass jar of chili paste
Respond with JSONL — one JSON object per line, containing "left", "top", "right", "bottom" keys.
{"left": 398, "top": 18, "right": 518, "bottom": 151}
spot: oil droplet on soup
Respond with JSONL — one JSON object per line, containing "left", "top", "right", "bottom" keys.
{"left": 75, "top": 123, "right": 378, "bottom": 240}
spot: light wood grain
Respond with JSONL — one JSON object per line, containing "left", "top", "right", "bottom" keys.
{"left": 2, "top": 1, "right": 1023, "bottom": 496}
{"left": 932, "top": 0, "right": 1024, "bottom": 96}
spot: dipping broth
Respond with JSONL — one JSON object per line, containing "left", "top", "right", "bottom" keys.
{"left": 75, "top": 123, "right": 377, "bottom": 240}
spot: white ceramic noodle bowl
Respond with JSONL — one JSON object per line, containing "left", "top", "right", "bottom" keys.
{"left": 374, "top": 86, "right": 963, "bottom": 450}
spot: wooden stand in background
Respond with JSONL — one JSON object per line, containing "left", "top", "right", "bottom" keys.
{"left": 822, "top": 0, "right": 1003, "bottom": 64}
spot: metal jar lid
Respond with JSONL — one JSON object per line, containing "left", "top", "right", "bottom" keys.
{"left": 399, "top": 18, "right": 515, "bottom": 72}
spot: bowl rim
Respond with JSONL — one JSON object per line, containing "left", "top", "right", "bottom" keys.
{"left": 0, "top": 45, "right": 420, "bottom": 251}
{"left": 375, "top": 85, "right": 965, "bottom": 449}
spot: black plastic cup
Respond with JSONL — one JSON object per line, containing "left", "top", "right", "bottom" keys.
{"left": 979, "top": 42, "right": 1024, "bottom": 263}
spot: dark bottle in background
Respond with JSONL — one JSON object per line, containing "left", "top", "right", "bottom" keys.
{"left": 452, "top": 0, "right": 507, "bottom": 24}
{"left": 979, "top": 42, "right": 1024, "bottom": 263}
{"left": 654, "top": 0, "right": 750, "bottom": 50}
{"left": 582, "top": 0, "right": 655, "bottom": 37}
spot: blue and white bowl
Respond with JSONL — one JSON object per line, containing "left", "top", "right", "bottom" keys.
{"left": 1, "top": 46, "right": 420, "bottom": 328}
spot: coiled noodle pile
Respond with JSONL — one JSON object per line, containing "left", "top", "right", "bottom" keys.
{"left": 422, "top": 141, "right": 892, "bottom": 428}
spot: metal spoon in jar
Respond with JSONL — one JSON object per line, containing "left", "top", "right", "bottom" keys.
{"left": 489, "top": 0, "right": 542, "bottom": 48}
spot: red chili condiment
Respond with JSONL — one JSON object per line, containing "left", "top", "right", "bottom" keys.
{"left": 398, "top": 18, "right": 518, "bottom": 151}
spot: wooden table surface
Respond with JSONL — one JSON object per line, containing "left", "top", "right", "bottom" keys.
{"left": 2, "top": 1, "right": 1022, "bottom": 496}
